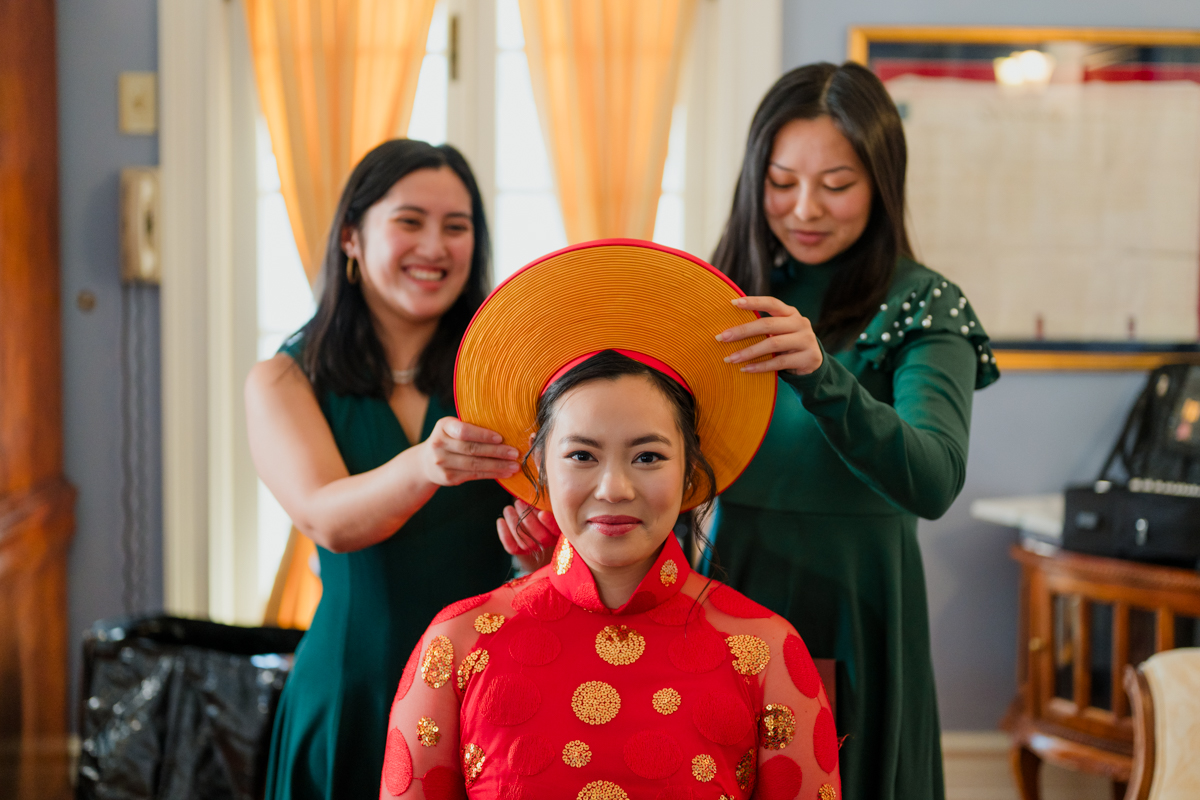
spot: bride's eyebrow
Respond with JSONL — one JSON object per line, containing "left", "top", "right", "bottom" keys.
{"left": 628, "top": 434, "right": 671, "bottom": 447}
{"left": 561, "top": 435, "right": 601, "bottom": 447}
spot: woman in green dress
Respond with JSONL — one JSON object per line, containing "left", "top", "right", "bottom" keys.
{"left": 709, "top": 62, "right": 1000, "bottom": 799}
{"left": 246, "top": 140, "right": 518, "bottom": 800}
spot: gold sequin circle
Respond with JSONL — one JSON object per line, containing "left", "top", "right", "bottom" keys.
{"left": 462, "top": 743, "right": 486, "bottom": 786}
{"left": 692, "top": 754, "right": 717, "bottom": 782}
{"left": 562, "top": 739, "right": 592, "bottom": 767}
{"left": 595, "top": 625, "right": 645, "bottom": 666}
{"left": 760, "top": 703, "right": 796, "bottom": 750}
{"left": 652, "top": 687, "right": 681, "bottom": 715}
{"left": 736, "top": 748, "right": 756, "bottom": 791}
{"left": 555, "top": 538, "right": 574, "bottom": 575}
{"left": 474, "top": 612, "right": 505, "bottom": 634}
{"left": 660, "top": 559, "right": 678, "bottom": 586}
{"left": 571, "top": 681, "right": 621, "bottom": 725}
{"left": 421, "top": 635, "right": 454, "bottom": 689}
{"left": 416, "top": 716, "right": 441, "bottom": 747}
{"left": 577, "top": 781, "right": 629, "bottom": 800}
{"left": 456, "top": 648, "right": 489, "bottom": 691}
{"left": 818, "top": 784, "right": 838, "bottom": 800}
{"left": 726, "top": 634, "right": 771, "bottom": 675}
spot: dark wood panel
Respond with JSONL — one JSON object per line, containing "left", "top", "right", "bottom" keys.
{"left": 0, "top": 0, "right": 64, "bottom": 495}
{"left": 0, "top": 0, "right": 74, "bottom": 798}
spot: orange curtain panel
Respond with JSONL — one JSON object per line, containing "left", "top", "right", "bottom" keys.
{"left": 247, "top": 0, "right": 437, "bottom": 628}
{"left": 244, "top": 0, "right": 438, "bottom": 283}
{"left": 518, "top": 0, "right": 698, "bottom": 242}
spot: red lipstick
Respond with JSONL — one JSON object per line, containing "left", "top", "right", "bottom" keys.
{"left": 588, "top": 515, "right": 641, "bottom": 537}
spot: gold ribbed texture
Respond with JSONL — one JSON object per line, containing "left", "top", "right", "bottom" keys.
{"left": 455, "top": 243, "right": 775, "bottom": 511}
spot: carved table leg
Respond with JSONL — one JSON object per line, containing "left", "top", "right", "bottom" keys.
{"left": 1010, "top": 744, "right": 1042, "bottom": 800}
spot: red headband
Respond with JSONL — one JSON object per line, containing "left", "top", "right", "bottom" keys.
{"left": 540, "top": 349, "right": 693, "bottom": 396}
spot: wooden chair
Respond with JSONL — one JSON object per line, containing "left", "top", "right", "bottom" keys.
{"left": 1123, "top": 648, "right": 1200, "bottom": 800}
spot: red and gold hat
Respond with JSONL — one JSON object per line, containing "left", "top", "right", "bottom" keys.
{"left": 454, "top": 239, "right": 776, "bottom": 510}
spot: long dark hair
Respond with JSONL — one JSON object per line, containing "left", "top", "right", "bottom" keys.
{"left": 298, "top": 140, "right": 490, "bottom": 402}
{"left": 712, "top": 61, "right": 912, "bottom": 349}
{"left": 519, "top": 350, "right": 717, "bottom": 545}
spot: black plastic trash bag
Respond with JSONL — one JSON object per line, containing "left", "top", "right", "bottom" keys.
{"left": 77, "top": 616, "right": 305, "bottom": 800}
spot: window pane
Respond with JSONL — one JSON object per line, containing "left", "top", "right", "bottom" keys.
{"left": 496, "top": 0, "right": 525, "bottom": 50}
{"left": 653, "top": 193, "right": 684, "bottom": 250}
{"left": 661, "top": 104, "right": 687, "bottom": 194}
{"left": 256, "top": 193, "right": 313, "bottom": 334}
{"left": 256, "top": 117, "right": 281, "bottom": 193}
{"left": 495, "top": 193, "right": 567, "bottom": 279}
{"left": 409, "top": 52, "right": 448, "bottom": 145}
{"left": 496, "top": 51, "right": 555, "bottom": 191}
{"left": 426, "top": 1, "right": 448, "bottom": 55}
{"left": 258, "top": 481, "right": 293, "bottom": 601}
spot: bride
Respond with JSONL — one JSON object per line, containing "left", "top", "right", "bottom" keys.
{"left": 379, "top": 241, "right": 840, "bottom": 800}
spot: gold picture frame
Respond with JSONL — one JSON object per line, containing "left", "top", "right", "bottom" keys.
{"left": 849, "top": 26, "right": 1200, "bottom": 371}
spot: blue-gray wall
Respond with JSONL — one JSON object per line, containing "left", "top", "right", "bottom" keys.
{"left": 58, "top": 0, "right": 162, "bottom": 725}
{"left": 782, "top": 0, "right": 1200, "bottom": 730}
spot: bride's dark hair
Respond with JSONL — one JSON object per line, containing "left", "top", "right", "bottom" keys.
{"left": 519, "top": 350, "right": 717, "bottom": 548}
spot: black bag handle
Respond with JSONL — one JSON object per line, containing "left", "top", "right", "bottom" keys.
{"left": 1098, "top": 369, "right": 1158, "bottom": 484}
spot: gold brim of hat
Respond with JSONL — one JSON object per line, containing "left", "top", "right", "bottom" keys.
{"left": 455, "top": 239, "right": 776, "bottom": 511}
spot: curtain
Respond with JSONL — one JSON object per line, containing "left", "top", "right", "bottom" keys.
{"left": 519, "top": 0, "right": 698, "bottom": 243}
{"left": 247, "top": 0, "right": 437, "bottom": 627}
{"left": 245, "top": 0, "right": 439, "bottom": 283}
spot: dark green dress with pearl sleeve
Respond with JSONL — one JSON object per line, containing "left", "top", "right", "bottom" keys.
{"left": 264, "top": 334, "right": 513, "bottom": 800}
{"left": 712, "top": 255, "right": 999, "bottom": 800}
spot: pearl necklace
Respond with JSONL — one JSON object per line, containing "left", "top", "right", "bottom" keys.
{"left": 392, "top": 367, "right": 417, "bottom": 385}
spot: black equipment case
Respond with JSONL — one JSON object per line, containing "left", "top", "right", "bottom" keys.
{"left": 1062, "top": 364, "right": 1200, "bottom": 568}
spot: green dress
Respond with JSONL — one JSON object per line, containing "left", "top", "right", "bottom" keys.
{"left": 266, "top": 336, "right": 513, "bottom": 800}
{"left": 713, "top": 255, "right": 999, "bottom": 800}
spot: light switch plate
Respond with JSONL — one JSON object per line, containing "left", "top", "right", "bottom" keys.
{"left": 118, "top": 72, "right": 157, "bottom": 135}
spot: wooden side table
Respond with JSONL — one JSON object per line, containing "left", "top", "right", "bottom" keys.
{"left": 1002, "top": 543, "right": 1200, "bottom": 800}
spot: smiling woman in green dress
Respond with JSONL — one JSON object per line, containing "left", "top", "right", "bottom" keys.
{"left": 245, "top": 140, "right": 517, "bottom": 800}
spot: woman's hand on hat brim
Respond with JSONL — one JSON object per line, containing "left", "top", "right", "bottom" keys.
{"left": 420, "top": 416, "right": 520, "bottom": 486}
{"left": 497, "top": 499, "right": 559, "bottom": 556}
{"left": 715, "top": 295, "right": 823, "bottom": 376}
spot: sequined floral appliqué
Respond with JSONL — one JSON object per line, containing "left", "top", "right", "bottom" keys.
{"left": 572, "top": 681, "right": 621, "bottom": 725}
{"left": 726, "top": 634, "right": 771, "bottom": 675}
{"left": 474, "top": 612, "right": 505, "bottom": 634}
{"left": 457, "top": 648, "right": 489, "bottom": 691}
{"left": 595, "top": 625, "right": 645, "bottom": 666}
{"left": 562, "top": 739, "right": 592, "bottom": 767}
{"left": 416, "top": 716, "right": 440, "bottom": 747}
{"left": 421, "top": 635, "right": 454, "bottom": 689}
{"left": 760, "top": 703, "right": 796, "bottom": 749}
{"left": 652, "top": 687, "right": 681, "bottom": 715}
{"left": 660, "top": 559, "right": 678, "bottom": 586}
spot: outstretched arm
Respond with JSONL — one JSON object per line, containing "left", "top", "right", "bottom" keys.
{"left": 246, "top": 353, "right": 520, "bottom": 553}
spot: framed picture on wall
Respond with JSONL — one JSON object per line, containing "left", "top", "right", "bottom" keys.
{"left": 849, "top": 26, "right": 1200, "bottom": 370}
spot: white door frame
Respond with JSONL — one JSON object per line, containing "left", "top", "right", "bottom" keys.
{"left": 159, "top": 0, "right": 259, "bottom": 623}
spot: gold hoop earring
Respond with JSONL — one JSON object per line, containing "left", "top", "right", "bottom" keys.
{"left": 346, "top": 256, "right": 359, "bottom": 284}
